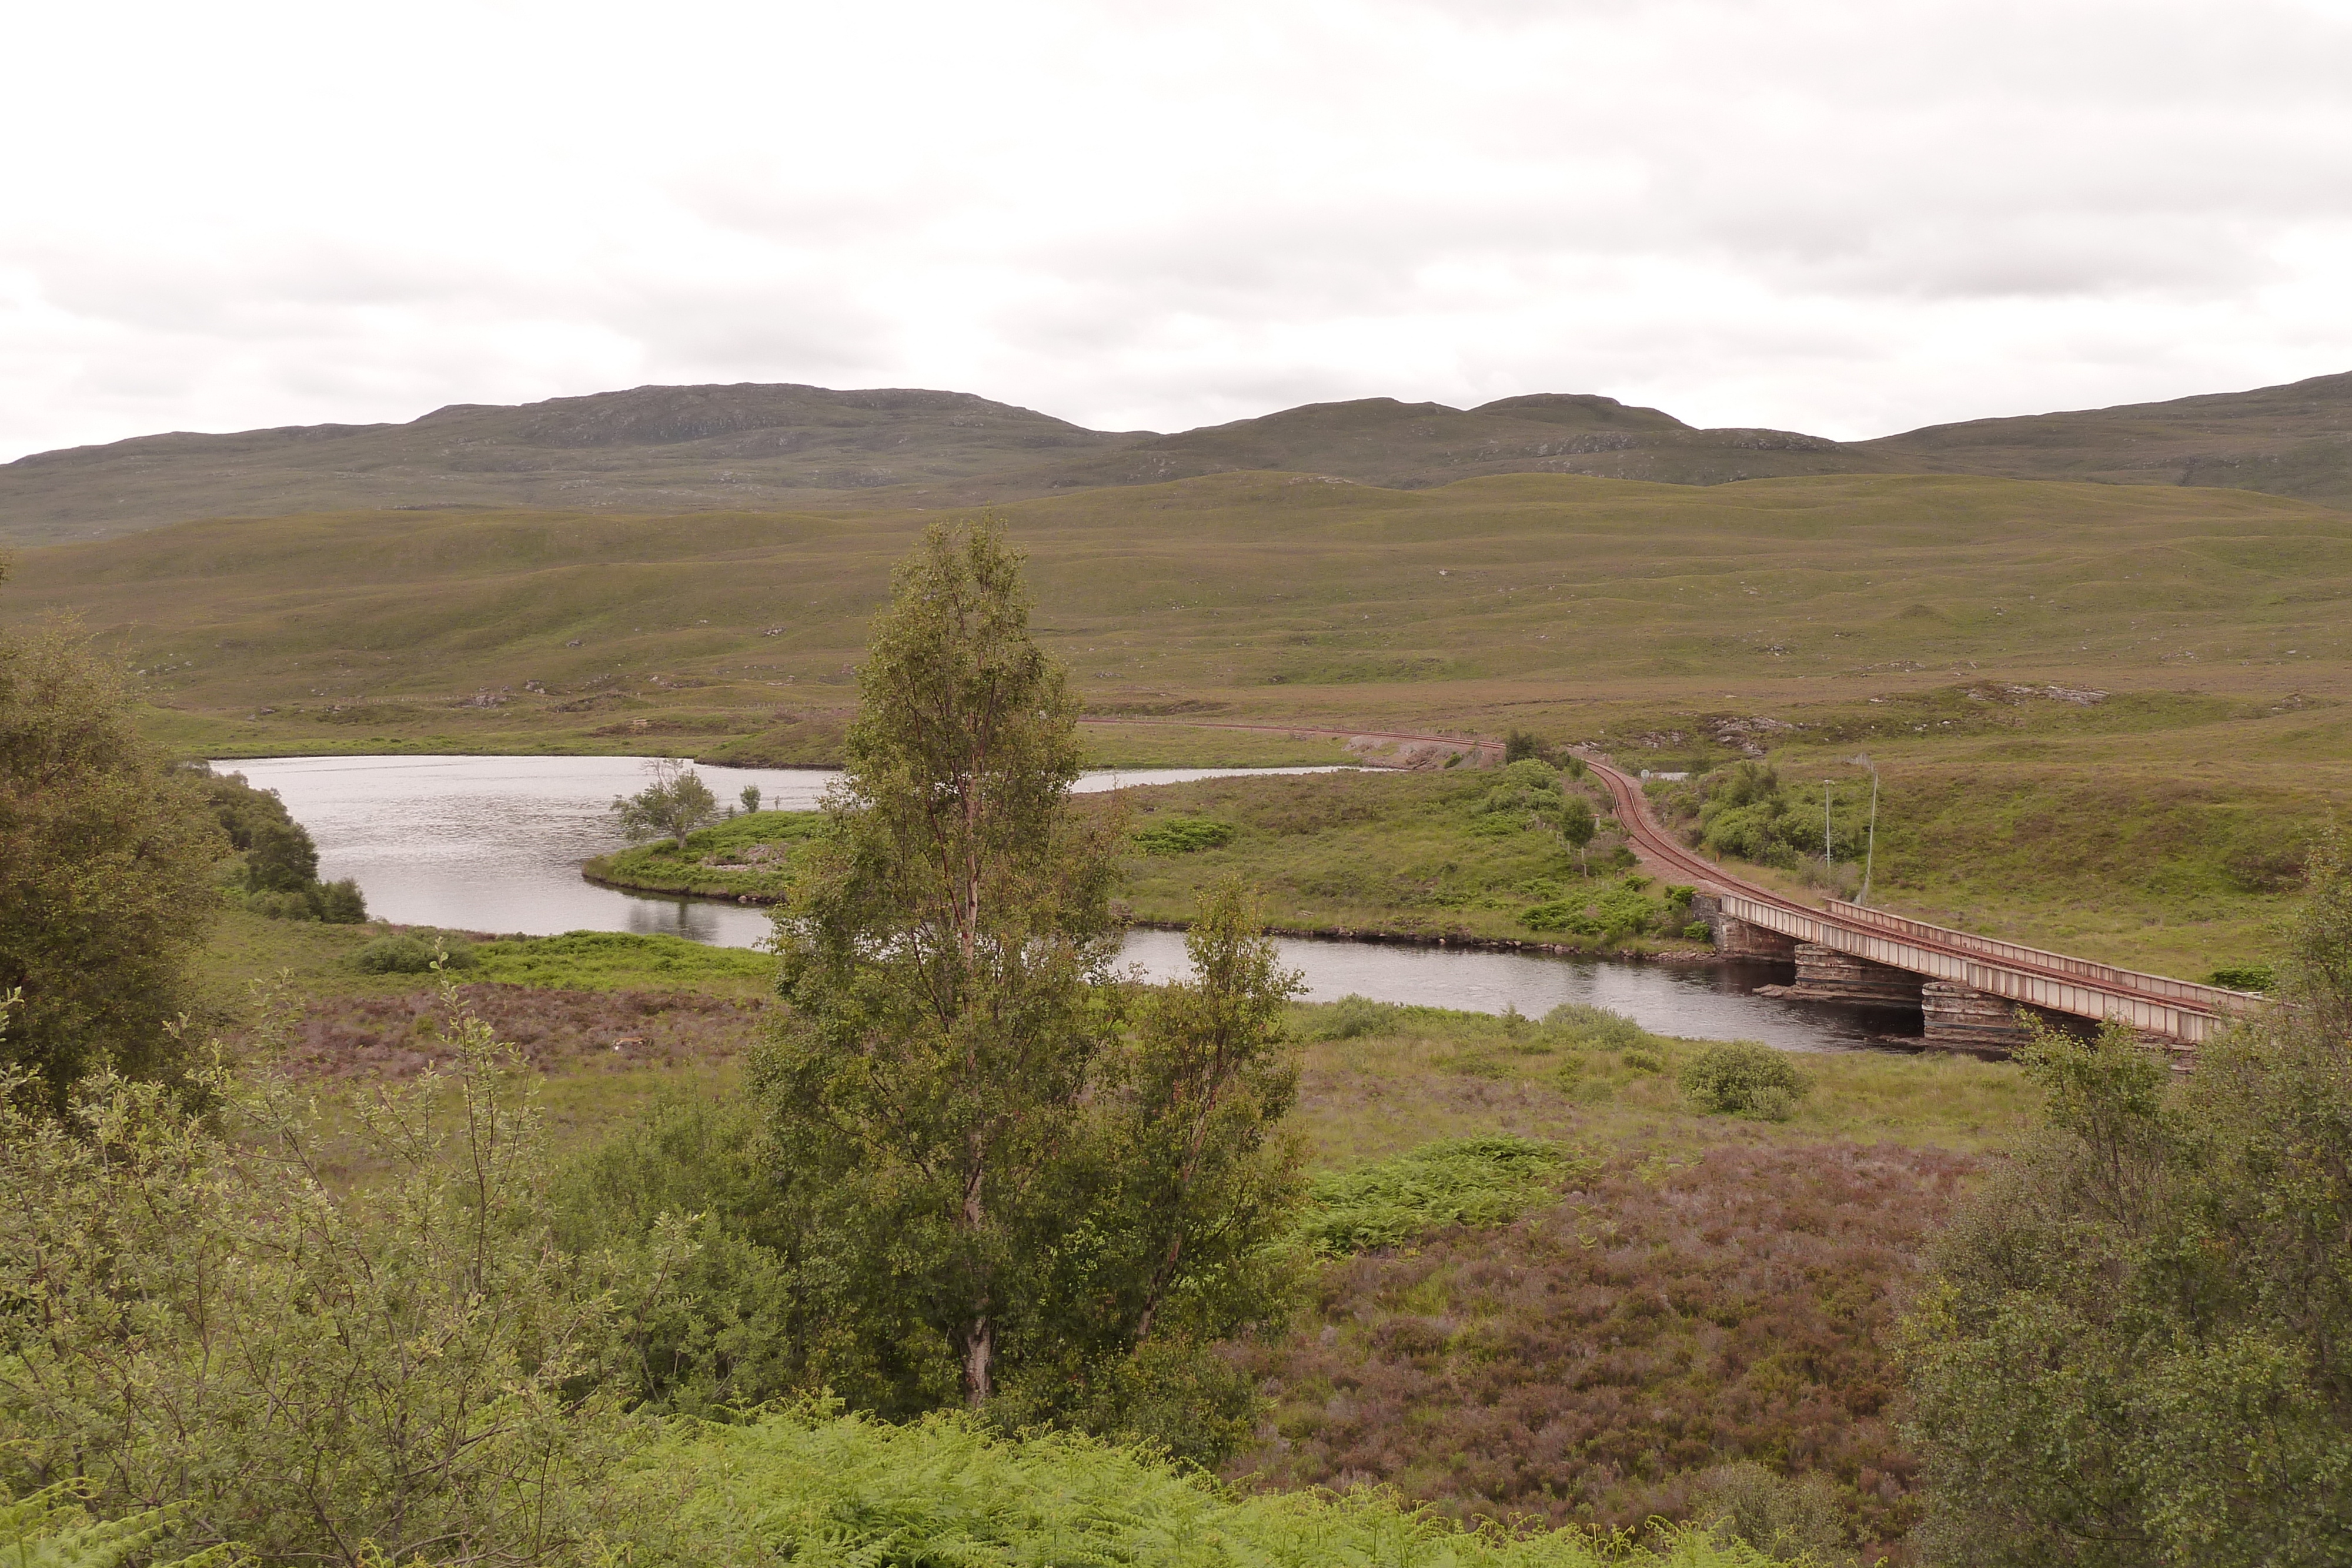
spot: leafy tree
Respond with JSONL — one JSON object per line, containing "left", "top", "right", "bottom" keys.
{"left": 196, "top": 767, "right": 365, "bottom": 921}
{"left": 242, "top": 815, "right": 319, "bottom": 892}
{"left": 755, "top": 519, "right": 1122, "bottom": 1409}
{"left": 993, "top": 879, "right": 1308, "bottom": 1457}
{"left": 0, "top": 621, "right": 223, "bottom": 1112}
{"left": 611, "top": 757, "right": 718, "bottom": 848}
{"left": 740, "top": 783, "right": 761, "bottom": 814}
{"left": 551, "top": 1092, "right": 948, "bottom": 1419}
{"left": 1903, "top": 827, "right": 2352, "bottom": 1567}
{"left": 1110, "top": 878, "right": 1301, "bottom": 1357}
{"left": 1553, "top": 790, "right": 1598, "bottom": 875}
{"left": 1503, "top": 728, "right": 1545, "bottom": 763}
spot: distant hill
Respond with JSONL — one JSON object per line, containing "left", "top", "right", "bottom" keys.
{"left": 1856, "top": 370, "right": 2352, "bottom": 508}
{"left": 0, "top": 385, "right": 1132, "bottom": 546}
{"left": 5, "top": 370, "right": 2348, "bottom": 546}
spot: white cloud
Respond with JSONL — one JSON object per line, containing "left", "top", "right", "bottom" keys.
{"left": 4, "top": 0, "right": 2351, "bottom": 458}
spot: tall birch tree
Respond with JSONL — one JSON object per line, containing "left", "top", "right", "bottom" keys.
{"left": 754, "top": 519, "right": 1123, "bottom": 1407}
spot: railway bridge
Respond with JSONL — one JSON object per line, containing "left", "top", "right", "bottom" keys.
{"left": 1585, "top": 756, "right": 2264, "bottom": 1057}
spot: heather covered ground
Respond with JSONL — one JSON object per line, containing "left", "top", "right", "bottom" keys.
{"left": 1227, "top": 1138, "right": 1973, "bottom": 1557}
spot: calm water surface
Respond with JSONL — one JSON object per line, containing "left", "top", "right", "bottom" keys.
{"left": 225, "top": 754, "right": 1915, "bottom": 1053}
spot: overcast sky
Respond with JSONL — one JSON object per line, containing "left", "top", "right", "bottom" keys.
{"left": 6, "top": 0, "right": 2352, "bottom": 462}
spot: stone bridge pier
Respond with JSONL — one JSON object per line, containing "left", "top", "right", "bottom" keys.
{"left": 1693, "top": 894, "right": 2037, "bottom": 1055}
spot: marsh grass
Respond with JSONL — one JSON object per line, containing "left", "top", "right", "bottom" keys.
{"left": 1291, "top": 1003, "right": 2032, "bottom": 1166}
{"left": 1301, "top": 1136, "right": 1593, "bottom": 1256}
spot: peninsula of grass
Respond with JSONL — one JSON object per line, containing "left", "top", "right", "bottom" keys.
{"left": 1113, "top": 763, "right": 1708, "bottom": 952}
{"left": 581, "top": 808, "right": 826, "bottom": 901}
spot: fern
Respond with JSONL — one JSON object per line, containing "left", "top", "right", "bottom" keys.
{"left": 0, "top": 1485, "right": 232, "bottom": 1568}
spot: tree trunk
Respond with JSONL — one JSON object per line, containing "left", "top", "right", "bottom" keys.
{"left": 963, "top": 1314, "right": 994, "bottom": 1406}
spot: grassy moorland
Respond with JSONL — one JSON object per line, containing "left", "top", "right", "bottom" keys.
{"left": 13, "top": 465, "right": 2350, "bottom": 975}
{"left": 198, "top": 904, "right": 2025, "bottom": 1556}
{"left": 6, "top": 469, "right": 2343, "bottom": 756}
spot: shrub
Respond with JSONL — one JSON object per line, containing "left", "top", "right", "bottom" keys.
{"left": 1130, "top": 815, "right": 1237, "bottom": 854}
{"left": 2, "top": 626, "right": 222, "bottom": 1112}
{"left": 1622, "top": 1048, "right": 1665, "bottom": 1074}
{"left": 1692, "top": 1462, "right": 1857, "bottom": 1564}
{"left": 2207, "top": 962, "right": 2275, "bottom": 992}
{"left": 1903, "top": 844, "right": 2352, "bottom": 1568}
{"left": 1524, "top": 877, "right": 1662, "bottom": 939}
{"left": 1680, "top": 1040, "right": 1811, "bottom": 1119}
{"left": 353, "top": 932, "right": 477, "bottom": 974}
{"left": 1314, "top": 992, "right": 1406, "bottom": 1039}
{"left": 1541, "top": 1002, "right": 1649, "bottom": 1052}
{"left": 315, "top": 877, "right": 368, "bottom": 923}
{"left": 1298, "top": 1135, "right": 1585, "bottom": 1255}
{"left": 0, "top": 992, "right": 625, "bottom": 1563}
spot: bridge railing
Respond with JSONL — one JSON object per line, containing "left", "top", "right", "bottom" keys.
{"left": 1826, "top": 902, "right": 2264, "bottom": 1010}
{"left": 1728, "top": 894, "right": 2269, "bottom": 1018}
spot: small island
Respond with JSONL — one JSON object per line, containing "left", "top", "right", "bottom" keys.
{"left": 583, "top": 808, "right": 826, "bottom": 901}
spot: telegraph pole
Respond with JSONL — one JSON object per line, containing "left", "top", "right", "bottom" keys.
{"left": 1845, "top": 754, "right": 1879, "bottom": 907}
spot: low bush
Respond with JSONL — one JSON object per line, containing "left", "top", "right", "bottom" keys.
{"left": 0, "top": 997, "right": 626, "bottom": 1564}
{"left": 1541, "top": 1001, "right": 1650, "bottom": 1052}
{"left": 2207, "top": 962, "right": 2276, "bottom": 991}
{"left": 234, "top": 876, "right": 368, "bottom": 924}
{"left": 1299, "top": 1135, "right": 1587, "bottom": 1255}
{"left": 1130, "top": 814, "right": 1237, "bottom": 854}
{"left": 1680, "top": 1040, "right": 1811, "bottom": 1120}
{"left": 1314, "top": 992, "right": 1408, "bottom": 1039}
{"left": 470, "top": 931, "right": 774, "bottom": 991}
{"left": 352, "top": 932, "right": 476, "bottom": 974}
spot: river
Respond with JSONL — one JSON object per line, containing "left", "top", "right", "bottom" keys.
{"left": 223, "top": 754, "right": 1917, "bottom": 1053}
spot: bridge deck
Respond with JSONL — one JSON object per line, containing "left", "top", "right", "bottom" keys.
{"left": 1585, "top": 757, "right": 2263, "bottom": 1044}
